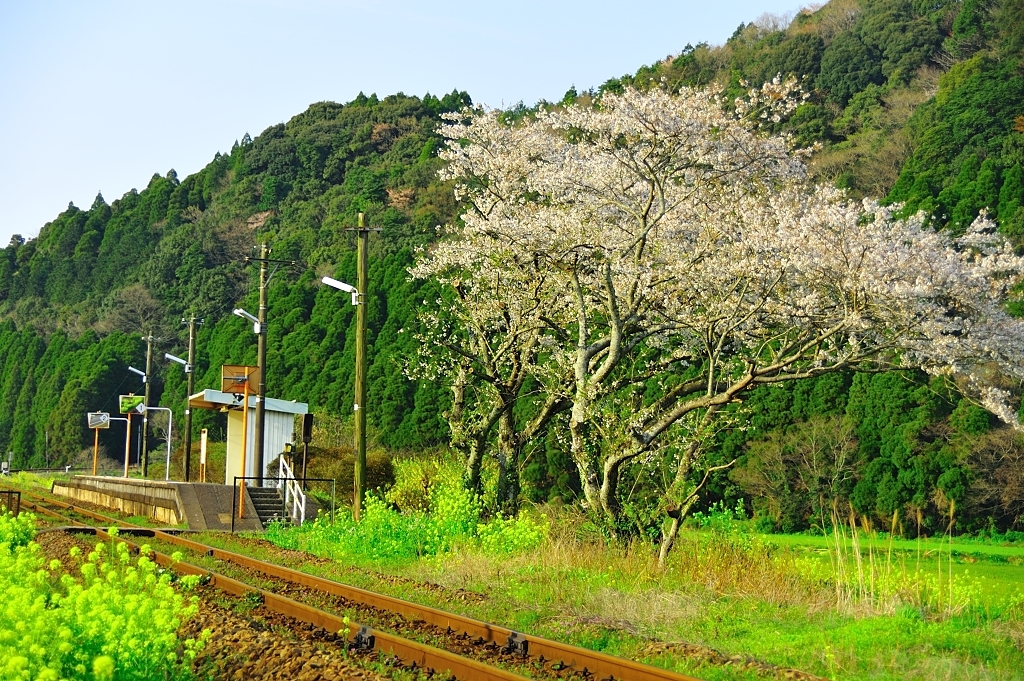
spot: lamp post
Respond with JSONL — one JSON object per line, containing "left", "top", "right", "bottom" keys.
{"left": 165, "top": 351, "right": 193, "bottom": 482}
{"left": 322, "top": 272, "right": 366, "bottom": 520}
{"left": 181, "top": 316, "right": 201, "bottom": 481}
{"left": 134, "top": 404, "right": 173, "bottom": 481}
{"left": 125, "top": 367, "right": 146, "bottom": 476}
{"left": 107, "top": 416, "right": 130, "bottom": 477}
{"left": 322, "top": 213, "right": 377, "bottom": 521}
{"left": 139, "top": 335, "right": 162, "bottom": 476}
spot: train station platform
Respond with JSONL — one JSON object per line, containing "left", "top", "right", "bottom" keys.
{"left": 51, "top": 475, "right": 265, "bottom": 531}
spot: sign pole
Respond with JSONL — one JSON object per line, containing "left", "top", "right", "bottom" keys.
{"left": 124, "top": 413, "right": 131, "bottom": 477}
{"left": 87, "top": 412, "right": 110, "bottom": 475}
{"left": 238, "top": 379, "right": 249, "bottom": 519}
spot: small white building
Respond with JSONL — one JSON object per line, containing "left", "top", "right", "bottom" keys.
{"left": 188, "top": 389, "right": 308, "bottom": 483}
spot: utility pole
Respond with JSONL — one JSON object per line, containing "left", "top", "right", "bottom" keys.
{"left": 182, "top": 316, "right": 201, "bottom": 482}
{"left": 255, "top": 243, "right": 269, "bottom": 485}
{"left": 141, "top": 335, "right": 154, "bottom": 477}
{"left": 242, "top": 244, "right": 294, "bottom": 486}
{"left": 346, "top": 213, "right": 378, "bottom": 521}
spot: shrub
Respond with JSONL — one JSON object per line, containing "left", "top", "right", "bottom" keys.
{"left": 265, "top": 459, "right": 548, "bottom": 562}
{"left": 297, "top": 446, "right": 396, "bottom": 503}
{"left": 477, "top": 512, "right": 549, "bottom": 555}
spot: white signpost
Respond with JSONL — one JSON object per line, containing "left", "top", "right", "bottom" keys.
{"left": 199, "top": 428, "right": 208, "bottom": 482}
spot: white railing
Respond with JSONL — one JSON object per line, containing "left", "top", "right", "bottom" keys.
{"left": 277, "top": 455, "right": 307, "bottom": 525}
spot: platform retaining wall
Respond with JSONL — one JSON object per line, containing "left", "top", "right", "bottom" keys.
{"left": 52, "top": 476, "right": 184, "bottom": 525}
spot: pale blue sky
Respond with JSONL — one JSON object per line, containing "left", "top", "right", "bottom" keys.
{"left": 0, "top": 1, "right": 799, "bottom": 246}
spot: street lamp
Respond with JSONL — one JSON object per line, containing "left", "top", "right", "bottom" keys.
{"left": 127, "top": 366, "right": 147, "bottom": 383}
{"left": 106, "top": 416, "right": 132, "bottom": 477}
{"left": 234, "top": 305, "right": 268, "bottom": 486}
{"left": 134, "top": 404, "right": 173, "bottom": 481}
{"left": 322, "top": 277, "right": 360, "bottom": 306}
{"left": 233, "top": 308, "right": 260, "bottom": 334}
{"left": 164, "top": 352, "right": 193, "bottom": 482}
{"left": 164, "top": 352, "right": 191, "bottom": 373}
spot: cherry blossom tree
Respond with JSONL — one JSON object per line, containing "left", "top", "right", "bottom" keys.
{"left": 413, "top": 84, "right": 1024, "bottom": 560}
{"left": 408, "top": 248, "right": 567, "bottom": 511}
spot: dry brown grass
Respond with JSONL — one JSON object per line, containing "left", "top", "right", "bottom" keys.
{"left": 669, "top": 531, "right": 832, "bottom": 611}
{"left": 412, "top": 507, "right": 832, "bottom": 638}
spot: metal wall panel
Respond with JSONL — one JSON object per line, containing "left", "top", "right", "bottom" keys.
{"left": 225, "top": 406, "right": 296, "bottom": 482}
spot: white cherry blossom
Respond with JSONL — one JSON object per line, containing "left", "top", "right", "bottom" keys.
{"left": 413, "top": 85, "right": 1024, "bottom": 557}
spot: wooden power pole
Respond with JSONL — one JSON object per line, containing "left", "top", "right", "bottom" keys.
{"left": 243, "top": 244, "right": 294, "bottom": 486}
{"left": 255, "top": 243, "right": 270, "bottom": 485}
{"left": 347, "top": 213, "right": 378, "bottom": 521}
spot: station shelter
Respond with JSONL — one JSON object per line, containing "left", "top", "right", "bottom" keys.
{"left": 187, "top": 389, "right": 308, "bottom": 483}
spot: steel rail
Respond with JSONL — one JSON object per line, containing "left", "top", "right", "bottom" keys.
{"left": 19, "top": 497, "right": 530, "bottom": 681}
{"left": 13, "top": 487, "right": 704, "bottom": 681}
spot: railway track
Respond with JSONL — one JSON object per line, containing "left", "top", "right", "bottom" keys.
{"left": 7, "top": 485, "right": 704, "bottom": 681}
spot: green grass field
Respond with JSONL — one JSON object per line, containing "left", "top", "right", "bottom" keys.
{"left": 252, "top": 506, "right": 1024, "bottom": 681}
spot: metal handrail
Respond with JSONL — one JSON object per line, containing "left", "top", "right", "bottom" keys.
{"left": 278, "top": 456, "right": 307, "bottom": 525}
{"left": 231, "top": 475, "right": 336, "bottom": 533}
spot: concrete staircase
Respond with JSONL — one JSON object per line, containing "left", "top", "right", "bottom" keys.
{"left": 246, "top": 486, "right": 285, "bottom": 527}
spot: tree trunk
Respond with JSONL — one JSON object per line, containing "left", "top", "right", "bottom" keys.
{"left": 600, "top": 454, "right": 626, "bottom": 522}
{"left": 464, "top": 432, "right": 486, "bottom": 498}
{"left": 658, "top": 516, "right": 681, "bottom": 568}
{"left": 657, "top": 496, "right": 700, "bottom": 568}
{"left": 569, "top": 400, "right": 604, "bottom": 516}
{"left": 496, "top": 408, "right": 520, "bottom": 515}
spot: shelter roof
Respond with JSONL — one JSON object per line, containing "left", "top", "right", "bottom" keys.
{"left": 187, "top": 389, "right": 308, "bottom": 415}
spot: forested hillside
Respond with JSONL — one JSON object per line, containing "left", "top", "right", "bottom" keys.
{"left": 2, "top": 0, "right": 1023, "bottom": 535}
{"left": 0, "top": 90, "right": 469, "bottom": 465}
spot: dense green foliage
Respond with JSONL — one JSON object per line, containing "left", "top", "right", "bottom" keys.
{"left": 0, "top": 516, "right": 203, "bottom": 680}
{"left": 719, "top": 372, "right": 1012, "bottom": 535}
{"left": 265, "top": 458, "right": 548, "bottom": 562}
{"left": 1, "top": 0, "right": 1023, "bottom": 536}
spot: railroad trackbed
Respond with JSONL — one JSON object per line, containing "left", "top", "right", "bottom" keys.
{"left": 6, "top": 486, "right": 705, "bottom": 681}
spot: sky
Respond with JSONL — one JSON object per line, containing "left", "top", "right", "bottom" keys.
{"left": 0, "top": 0, "right": 801, "bottom": 247}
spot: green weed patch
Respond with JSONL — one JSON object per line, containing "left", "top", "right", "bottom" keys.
{"left": 0, "top": 514, "right": 205, "bottom": 680}
{"left": 266, "top": 459, "right": 547, "bottom": 562}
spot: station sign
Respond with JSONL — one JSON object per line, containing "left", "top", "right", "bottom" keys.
{"left": 87, "top": 412, "right": 110, "bottom": 429}
{"left": 221, "top": 365, "right": 260, "bottom": 393}
{"left": 119, "top": 395, "right": 145, "bottom": 414}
